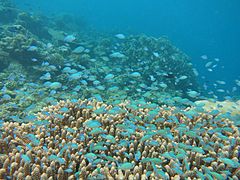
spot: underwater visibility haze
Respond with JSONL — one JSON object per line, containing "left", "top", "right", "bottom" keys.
{"left": 0, "top": 0, "right": 240, "bottom": 179}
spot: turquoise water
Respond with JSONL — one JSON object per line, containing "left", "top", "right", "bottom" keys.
{"left": 0, "top": 1, "right": 240, "bottom": 179}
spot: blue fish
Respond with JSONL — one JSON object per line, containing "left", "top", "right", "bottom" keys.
{"left": 64, "top": 35, "right": 76, "bottom": 43}
{"left": 84, "top": 120, "right": 102, "bottom": 128}
{"left": 21, "top": 154, "right": 31, "bottom": 163}
{"left": 27, "top": 45, "right": 38, "bottom": 51}
{"left": 134, "top": 151, "right": 141, "bottom": 161}
{"left": 60, "top": 107, "right": 69, "bottom": 113}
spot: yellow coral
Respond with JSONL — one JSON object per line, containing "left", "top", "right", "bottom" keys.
{"left": 195, "top": 100, "right": 240, "bottom": 116}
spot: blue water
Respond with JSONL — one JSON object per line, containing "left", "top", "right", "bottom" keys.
{"left": 14, "top": 0, "right": 240, "bottom": 97}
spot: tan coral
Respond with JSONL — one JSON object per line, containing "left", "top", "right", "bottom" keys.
{"left": 0, "top": 99, "right": 239, "bottom": 179}
{"left": 195, "top": 99, "right": 240, "bottom": 116}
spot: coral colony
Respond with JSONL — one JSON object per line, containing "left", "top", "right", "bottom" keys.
{"left": 0, "top": 100, "right": 239, "bottom": 179}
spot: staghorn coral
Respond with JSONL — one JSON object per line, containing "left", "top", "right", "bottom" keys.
{"left": 0, "top": 99, "right": 239, "bottom": 179}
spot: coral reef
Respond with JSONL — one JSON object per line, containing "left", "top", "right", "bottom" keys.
{"left": 105, "top": 35, "right": 199, "bottom": 97}
{"left": 0, "top": 18, "right": 200, "bottom": 121}
{"left": 16, "top": 12, "right": 52, "bottom": 39}
{"left": 0, "top": 2, "right": 239, "bottom": 180}
{"left": 0, "top": 2, "right": 200, "bottom": 119}
{"left": 0, "top": 24, "right": 65, "bottom": 68}
{"left": 0, "top": 99, "right": 239, "bottom": 179}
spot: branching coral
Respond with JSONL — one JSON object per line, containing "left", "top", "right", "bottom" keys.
{"left": 0, "top": 99, "right": 239, "bottom": 179}
{"left": 195, "top": 100, "right": 240, "bottom": 116}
